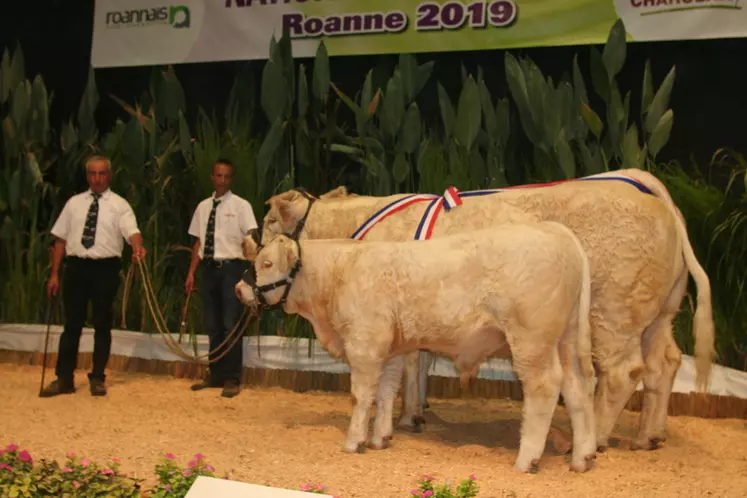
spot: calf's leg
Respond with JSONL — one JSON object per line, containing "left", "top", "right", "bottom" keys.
{"left": 513, "top": 346, "right": 564, "bottom": 473}
{"left": 371, "top": 356, "right": 405, "bottom": 449}
{"left": 344, "top": 360, "right": 384, "bottom": 453}
{"left": 558, "top": 336, "right": 597, "bottom": 472}
{"left": 419, "top": 351, "right": 434, "bottom": 409}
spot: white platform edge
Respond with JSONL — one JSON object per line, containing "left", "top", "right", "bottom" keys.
{"left": 185, "top": 476, "right": 330, "bottom": 497}
{"left": 1, "top": 323, "right": 746, "bottom": 400}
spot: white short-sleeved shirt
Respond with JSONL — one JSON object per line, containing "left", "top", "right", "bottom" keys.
{"left": 188, "top": 191, "right": 258, "bottom": 260}
{"left": 51, "top": 189, "right": 141, "bottom": 259}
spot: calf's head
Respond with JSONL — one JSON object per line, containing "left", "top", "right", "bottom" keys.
{"left": 260, "top": 186, "right": 351, "bottom": 245}
{"left": 235, "top": 233, "right": 301, "bottom": 309}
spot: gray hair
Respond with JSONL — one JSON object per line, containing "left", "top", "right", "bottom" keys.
{"left": 85, "top": 155, "right": 112, "bottom": 173}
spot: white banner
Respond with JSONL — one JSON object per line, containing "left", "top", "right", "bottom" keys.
{"left": 90, "top": 0, "right": 747, "bottom": 68}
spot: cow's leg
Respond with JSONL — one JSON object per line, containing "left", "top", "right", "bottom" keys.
{"left": 594, "top": 342, "right": 645, "bottom": 451}
{"left": 633, "top": 268, "right": 687, "bottom": 451}
{"left": 558, "top": 329, "right": 597, "bottom": 472}
{"left": 370, "top": 355, "right": 405, "bottom": 449}
{"left": 344, "top": 359, "right": 384, "bottom": 453}
{"left": 396, "top": 351, "right": 426, "bottom": 432}
{"left": 419, "top": 351, "right": 434, "bottom": 409}
{"left": 513, "top": 346, "right": 564, "bottom": 474}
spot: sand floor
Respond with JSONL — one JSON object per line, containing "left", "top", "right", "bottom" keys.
{"left": 1, "top": 363, "right": 746, "bottom": 497}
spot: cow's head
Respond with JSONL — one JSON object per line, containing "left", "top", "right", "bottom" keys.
{"left": 235, "top": 233, "right": 301, "bottom": 309}
{"left": 260, "top": 186, "right": 351, "bottom": 245}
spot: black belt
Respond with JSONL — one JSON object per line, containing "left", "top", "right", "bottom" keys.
{"left": 66, "top": 256, "right": 119, "bottom": 263}
{"left": 202, "top": 258, "right": 244, "bottom": 268}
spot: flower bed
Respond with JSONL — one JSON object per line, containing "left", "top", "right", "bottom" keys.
{"left": 0, "top": 443, "right": 479, "bottom": 497}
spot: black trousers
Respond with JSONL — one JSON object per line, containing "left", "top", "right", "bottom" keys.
{"left": 200, "top": 259, "right": 246, "bottom": 384}
{"left": 55, "top": 256, "right": 121, "bottom": 383}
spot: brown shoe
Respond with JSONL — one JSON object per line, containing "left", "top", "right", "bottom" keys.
{"left": 191, "top": 379, "right": 222, "bottom": 391}
{"left": 89, "top": 379, "right": 107, "bottom": 396}
{"left": 39, "top": 379, "right": 75, "bottom": 398}
{"left": 221, "top": 380, "right": 240, "bottom": 398}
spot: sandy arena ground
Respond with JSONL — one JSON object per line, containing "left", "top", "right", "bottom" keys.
{"left": 1, "top": 363, "right": 746, "bottom": 497}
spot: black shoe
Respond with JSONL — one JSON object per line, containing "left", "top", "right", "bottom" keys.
{"left": 89, "top": 379, "right": 107, "bottom": 396}
{"left": 221, "top": 380, "right": 240, "bottom": 398}
{"left": 39, "top": 379, "right": 75, "bottom": 398}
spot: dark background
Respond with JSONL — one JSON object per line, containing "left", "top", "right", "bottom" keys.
{"left": 2, "top": 0, "right": 745, "bottom": 173}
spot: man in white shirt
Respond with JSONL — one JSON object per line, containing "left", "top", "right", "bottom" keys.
{"left": 185, "top": 159, "right": 258, "bottom": 398}
{"left": 40, "top": 155, "right": 147, "bottom": 398}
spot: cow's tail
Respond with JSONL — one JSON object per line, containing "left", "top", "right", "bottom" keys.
{"left": 598, "top": 169, "right": 716, "bottom": 392}
{"left": 556, "top": 223, "right": 594, "bottom": 381}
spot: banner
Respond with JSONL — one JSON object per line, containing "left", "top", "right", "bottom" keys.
{"left": 91, "top": 0, "right": 747, "bottom": 68}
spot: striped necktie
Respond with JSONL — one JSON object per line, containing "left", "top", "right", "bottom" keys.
{"left": 81, "top": 192, "right": 102, "bottom": 249}
{"left": 203, "top": 199, "right": 221, "bottom": 259}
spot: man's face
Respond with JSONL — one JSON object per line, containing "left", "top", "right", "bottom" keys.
{"left": 211, "top": 163, "right": 233, "bottom": 196}
{"left": 86, "top": 160, "right": 112, "bottom": 193}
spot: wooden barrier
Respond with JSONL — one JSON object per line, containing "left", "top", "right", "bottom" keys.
{"left": 2, "top": 349, "right": 746, "bottom": 420}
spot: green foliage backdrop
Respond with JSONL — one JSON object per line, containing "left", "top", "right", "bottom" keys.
{"left": 0, "top": 19, "right": 744, "bottom": 370}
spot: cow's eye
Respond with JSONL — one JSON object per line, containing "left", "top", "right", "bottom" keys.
{"left": 262, "top": 260, "right": 273, "bottom": 269}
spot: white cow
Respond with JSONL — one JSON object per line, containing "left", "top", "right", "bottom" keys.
{"left": 236, "top": 223, "right": 597, "bottom": 473}
{"left": 256, "top": 169, "right": 715, "bottom": 452}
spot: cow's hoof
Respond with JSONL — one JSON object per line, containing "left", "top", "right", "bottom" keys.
{"left": 596, "top": 444, "right": 608, "bottom": 453}
{"left": 514, "top": 458, "right": 540, "bottom": 474}
{"left": 570, "top": 454, "right": 596, "bottom": 473}
{"left": 343, "top": 441, "right": 366, "bottom": 454}
{"left": 631, "top": 437, "right": 662, "bottom": 451}
{"left": 367, "top": 436, "right": 391, "bottom": 450}
{"left": 422, "top": 401, "right": 430, "bottom": 410}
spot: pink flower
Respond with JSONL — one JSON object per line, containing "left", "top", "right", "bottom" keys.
{"left": 193, "top": 452, "right": 205, "bottom": 461}
{"left": 300, "top": 483, "right": 313, "bottom": 491}
{"left": 67, "top": 451, "right": 76, "bottom": 458}
{"left": 0, "top": 463, "right": 13, "bottom": 471}
{"left": 63, "top": 467, "right": 73, "bottom": 473}
{"left": 183, "top": 469, "right": 192, "bottom": 477}
{"left": 101, "top": 467, "right": 114, "bottom": 475}
{"left": 81, "top": 458, "right": 91, "bottom": 467}
{"left": 205, "top": 464, "right": 215, "bottom": 472}
{"left": 165, "top": 452, "right": 175, "bottom": 460}
{"left": 113, "top": 458, "right": 121, "bottom": 464}
{"left": 6, "top": 444, "right": 18, "bottom": 452}
{"left": 0, "top": 450, "right": 5, "bottom": 456}
{"left": 468, "top": 474, "right": 477, "bottom": 481}
{"left": 315, "top": 483, "right": 326, "bottom": 491}
{"left": 421, "top": 474, "right": 434, "bottom": 481}
{"left": 411, "top": 491, "right": 422, "bottom": 497}
{"left": 423, "top": 492, "right": 434, "bottom": 497}
{"left": 165, "top": 484, "right": 172, "bottom": 492}
{"left": 73, "top": 480, "right": 81, "bottom": 489}
{"left": 188, "top": 459, "right": 198, "bottom": 468}
{"left": 18, "top": 450, "right": 32, "bottom": 463}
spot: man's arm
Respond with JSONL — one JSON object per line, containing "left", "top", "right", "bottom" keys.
{"left": 128, "top": 232, "right": 147, "bottom": 262}
{"left": 46, "top": 237, "right": 66, "bottom": 299}
{"left": 185, "top": 238, "right": 201, "bottom": 293}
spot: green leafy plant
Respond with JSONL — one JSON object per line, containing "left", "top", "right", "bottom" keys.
{"left": 411, "top": 474, "right": 479, "bottom": 498}
{"left": 149, "top": 452, "right": 217, "bottom": 497}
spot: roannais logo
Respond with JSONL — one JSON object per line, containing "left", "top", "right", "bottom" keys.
{"left": 105, "top": 5, "right": 190, "bottom": 29}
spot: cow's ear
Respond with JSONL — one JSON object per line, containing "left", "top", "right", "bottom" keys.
{"left": 242, "top": 233, "right": 260, "bottom": 261}
{"left": 282, "top": 236, "right": 298, "bottom": 268}
{"left": 320, "top": 186, "right": 348, "bottom": 199}
{"left": 275, "top": 199, "right": 294, "bottom": 224}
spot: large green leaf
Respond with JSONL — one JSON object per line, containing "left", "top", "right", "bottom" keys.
{"left": 400, "top": 102, "right": 422, "bottom": 154}
{"left": 436, "top": 82, "right": 455, "bottom": 139}
{"left": 648, "top": 109, "right": 674, "bottom": 159}
{"left": 11, "top": 80, "right": 30, "bottom": 138}
{"left": 121, "top": 116, "right": 145, "bottom": 166}
{"left": 297, "top": 64, "right": 309, "bottom": 119}
{"left": 256, "top": 117, "right": 285, "bottom": 179}
{"left": 312, "top": 40, "right": 329, "bottom": 106}
{"left": 28, "top": 75, "right": 49, "bottom": 147}
{"left": 381, "top": 71, "right": 404, "bottom": 139}
{"left": 622, "top": 123, "right": 642, "bottom": 170}
{"left": 178, "top": 110, "right": 192, "bottom": 161}
{"left": 392, "top": 151, "right": 410, "bottom": 185}
{"left": 157, "top": 66, "right": 186, "bottom": 126}
{"left": 454, "top": 75, "right": 481, "bottom": 150}
{"left": 602, "top": 18, "right": 627, "bottom": 81}
{"left": 581, "top": 103, "right": 603, "bottom": 139}
{"left": 641, "top": 59, "right": 654, "bottom": 116}
{"left": 589, "top": 47, "right": 610, "bottom": 103}
{"left": 0, "top": 49, "right": 11, "bottom": 105}
{"left": 645, "top": 65, "right": 676, "bottom": 134}
{"left": 555, "top": 131, "right": 575, "bottom": 179}
{"left": 260, "top": 59, "right": 288, "bottom": 124}
{"left": 479, "top": 78, "right": 497, "bottom": 139}
{"left": 77, "top": 67, "right": 99, "bottom": 145}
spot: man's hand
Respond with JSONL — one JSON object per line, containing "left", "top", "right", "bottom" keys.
{"left": 132, "top": 244, "right": 147, "bottom": 262}
{"left": 185, "top": 272, "right": 195, "bottom": 294}
{"left": 46, "top": 274, "right": 60, "bottom": 300}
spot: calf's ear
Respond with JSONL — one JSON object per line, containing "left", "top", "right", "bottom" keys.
{"left": 242, "top": 232, "right": 261, "bottom": 261}
{"left": 275, "top": 199, "right": 295, "bottom": 224}
{"left": 320, "top": 186, "right": 348, "bottom": 199}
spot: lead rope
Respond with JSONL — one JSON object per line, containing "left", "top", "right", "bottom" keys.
{"left": 121, "top": 259, "right": 255, "bottom": 365}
